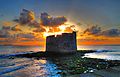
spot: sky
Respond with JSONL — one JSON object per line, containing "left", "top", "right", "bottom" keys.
{"left": 0, "top": 0, "right": 120, "bottom": 50}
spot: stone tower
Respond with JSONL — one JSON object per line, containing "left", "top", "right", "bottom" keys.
{"left": 46, "top": 31, "right": 77, "bottom": 53}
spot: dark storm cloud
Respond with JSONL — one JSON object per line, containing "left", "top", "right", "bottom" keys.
{"left": 13, "top": 9, "right": 41, "bottom": 28}
{"left": 14, "top": 9, "right": 35, "bottom": 24}
{"left": 0, "top": 34, "right": 8, "bottom": 38}
{"left": 101, "top": 29, "right": 120, "bottom": 37}
{"left": 0, "top": 30, "right": 10, "bottom": 38}
{"left": 83, "top": 25, "right": 120, "bottom": 37}
{"left": 0, "top": 25, "right": 11, "bottom": 38}
{"left": 83, "top": 25, "right": 101, "bottom": 35}
{"left": 40, "top": 12, "right": 67, "bottom": 26}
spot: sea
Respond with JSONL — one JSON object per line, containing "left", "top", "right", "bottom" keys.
{"left": 0, "top": 45, "right": 120, "bottom": 77}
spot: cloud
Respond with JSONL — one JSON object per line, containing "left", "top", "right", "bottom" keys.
{"left": 0, "top": 22, "right": 12, "bottom": 38}
{"left": 2, "top": 21, "right": 13, "bottom": 26}
{"left": 13, "top": 9, "right": 68, "bottom": 34}
{"left": 49, "top": 27, "right": 61, "bottom": 32}
{"left": 82, "top": 25, "right": 120, "bottom": 37}
{"left": 83, "top": 25, "right": 101, "bottom": 35}
{"left": 0, "top": 29, "right": 10, "bottom": 38}
{"left": 33, "top": 28, "right": 46, "bottom": 33}
{"left": 64, "top": 27, "right": 73, "bottom": 32}
{"left": 11, "top": 25, "right": 22, "bottom": 31}
{"left": 0, "top": 9, "right": 71, "bottom": 45}
{"left": 0, "top": 34, "right": 9, "bottom": 38}
{"left": 2, "top": 26, "right": 11, "bottom": 30}
{"left": 14, "top": 9, "right": 35, "bottom": 25}
{"left": 40, "top": 12, "right": 67, "bottom": 26}
{"left": 13, "top": 9, "right": 41, "bottom": 28}
{"left": 16, "top": 33, "right": 35, "bottom": 38}
{"left": 0, "top": 24, "right": 22, "bottom": 38}
{"left": 29, "top": 21, "right": 40, "bottom": 28}
{"left": 101, "top": 29, "right": 120, "bottom": 37}
{"left": 0, "top": 25, "right": 11, "bottom": 38}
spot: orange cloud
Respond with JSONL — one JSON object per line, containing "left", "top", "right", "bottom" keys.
{"left": 11, "top": 24, "right": 22, "bottom": 31}
{"left": 77, "top": 36, "right": 120, "bottom": 45}
{"left": 2, "top": 21, "right": 13, "bottom": 26}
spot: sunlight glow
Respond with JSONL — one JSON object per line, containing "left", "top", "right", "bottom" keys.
{"left": 59, "top": 25, "right": 66, "bottom": 32}
{"left": 43, "top": 22, "right": 75, "bottom": 37}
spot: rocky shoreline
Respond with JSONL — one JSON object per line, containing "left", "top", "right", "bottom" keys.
{"left": 14, "top": 50, "right": 96, "bottom": 58}
{"left": 12, "top": 50, "right": 120, "bottom": 76}
{"left": 50, "top": 52, "right": 120, "bottom": 76}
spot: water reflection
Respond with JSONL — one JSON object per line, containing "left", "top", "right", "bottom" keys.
{"left": 0, "top": 46, "right": 42, "bottom": 55}
{"left": 38, "top": 59, "right": 47, "bottom": 64}
{"left": 0, "top": 57, "right": 61, "bottom": 77}
{"left": 83, "top": 51, "right": 120, "bottom": 60}
{"left": 78, "top": 45, "right": 120, "bottom": 51}
{"left": 32, "top": 58, "right": 61, "bottom": 77}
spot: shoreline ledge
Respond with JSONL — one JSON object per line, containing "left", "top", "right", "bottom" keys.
{"left": 15, "top": 50, "right": 96, "bottom": 58}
